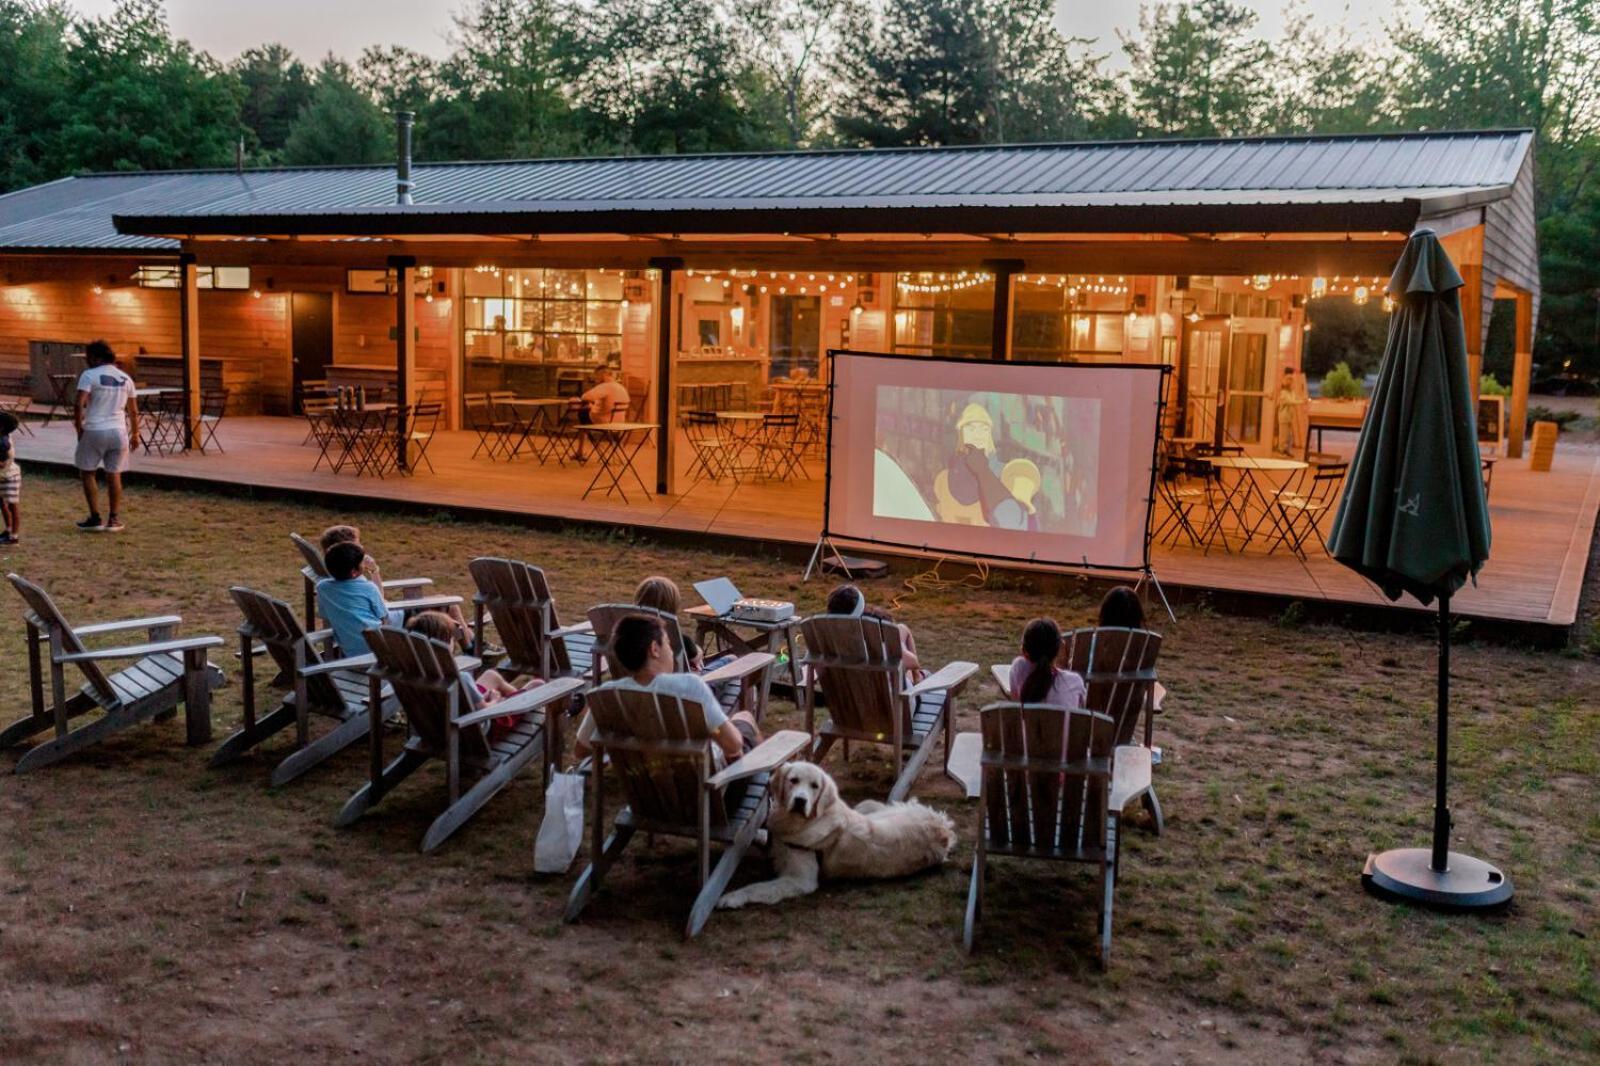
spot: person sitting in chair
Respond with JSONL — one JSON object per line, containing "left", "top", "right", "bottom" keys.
{"left": 825, "top": 583, "right": 923, "bottom": 681}
{"left": 572, "top": 367, "right": 630, "bottom": 461}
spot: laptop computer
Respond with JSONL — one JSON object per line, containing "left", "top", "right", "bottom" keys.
{"left": 693, "top": 577, "right": 743, "bottom": 618}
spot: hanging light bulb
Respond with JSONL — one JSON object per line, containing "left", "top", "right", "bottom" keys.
{"left": 1250, "top": 274, "right": 1273, "bottom": 291}
{"left": 1353, "top": 285, "right": 1370, "bottom": 306}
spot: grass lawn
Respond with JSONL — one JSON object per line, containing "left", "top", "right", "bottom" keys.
{"left": 0, "top": 472, "right": 1596, "bottom": 1064}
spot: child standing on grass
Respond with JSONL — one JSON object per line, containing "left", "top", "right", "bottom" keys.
{"left": 0, "top": 411, "right": 20, "bottom": 546}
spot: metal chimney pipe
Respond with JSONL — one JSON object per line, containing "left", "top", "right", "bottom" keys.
{"left": 395, "top": 111, "right": 415, "bottom": 206}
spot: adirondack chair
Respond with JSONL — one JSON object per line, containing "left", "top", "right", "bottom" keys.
{"left": 468, "top": 557, "right": 595, "bottom": 681}
{"left": 564, "top": 654, "right": 810, "bottom": 937}
{"left": 798, "top": 614, "right": 977, "bottom": 802}
{"left": 334, "top": 626, "right": 586, "bottom": 852}
{"left": 211, "top": 586, "right": 399, "bottom": 786}
{"left": 289, "top": 531, "right": 435, "bottom": 632}
{"left": 3, "top": 573, "right": 224, "bottom": 774}
{"left": 987, "top": 626, "right": 1165, "bottom": 835}
{"left": 587, "top": 604, "right": 767, "bottom": 722}
{"left": 963, "top": 702, "right": 1153, "bottom": 967}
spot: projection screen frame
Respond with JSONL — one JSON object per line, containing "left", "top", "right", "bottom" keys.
{"left": 818, "top": 348, "right": 1171, "bottom": 574}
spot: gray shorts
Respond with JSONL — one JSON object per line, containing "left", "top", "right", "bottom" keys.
{"left": 75, "top": 429, "right": 130, "bottom": 473}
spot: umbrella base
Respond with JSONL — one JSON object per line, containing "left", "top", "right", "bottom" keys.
{"left": 1362, "top": 848, "right": 1513, "bottom": 910}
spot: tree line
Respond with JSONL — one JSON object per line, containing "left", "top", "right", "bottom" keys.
{"left": 1, "top": 0, "right": 1597, "bottom": 372}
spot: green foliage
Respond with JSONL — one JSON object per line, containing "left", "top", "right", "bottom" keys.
{"left": 1525, "top": 404, "right": 1582, "bottom": 431}
{"left": 282, "top": 59, "right": 390, "bottom": 166}
{"left": 1479, "top": 374, "right": 1509, "bottom": 397}
{"left": 1319, "top": 362, "right": 1365, "bottom": 401}
{"left": 1121, "top": 0, "right": 1269, "bottom": 136}
{"left": 1302, "top": 299, "right": 1389, "bottom": 378}
{"left": 234, "top": 44, "right": 312, "bottom": 160}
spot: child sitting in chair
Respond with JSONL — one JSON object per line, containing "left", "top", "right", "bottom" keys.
{"left": 405, "top": 610, "right": 543, "bottom": 742}
{"left": 1008, "top": 618, "right": 1086, "bottom": 709}
{"left": 825, "top": 583, "right": 923, "bottom": 680}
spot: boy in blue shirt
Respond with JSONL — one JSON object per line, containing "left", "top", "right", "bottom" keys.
{"left": 316, "top": 541, "right": 389, "bottom": 657}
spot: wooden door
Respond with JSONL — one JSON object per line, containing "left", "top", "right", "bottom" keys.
{"left": 291, "top": 292, "right": 333, "bottom": 411}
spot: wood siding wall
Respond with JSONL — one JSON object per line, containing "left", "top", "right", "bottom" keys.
{"left": 0, "top": 256, "right": 454, "bottom": 413}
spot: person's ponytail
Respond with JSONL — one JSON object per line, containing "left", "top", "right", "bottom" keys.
{"left": 1019, "top": 618, "right": 1062, "bottom": 705}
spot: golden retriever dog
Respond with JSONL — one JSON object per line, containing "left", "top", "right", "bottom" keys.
{"left": 717, "top": 761, "right": 956, "bottom": 909}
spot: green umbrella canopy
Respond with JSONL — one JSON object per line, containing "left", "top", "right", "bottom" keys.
{"left": 1327, "top": 229, "right": 1492, "bottom": 605}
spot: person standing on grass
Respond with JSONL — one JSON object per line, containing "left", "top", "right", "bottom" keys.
{"left": 0, "top": 410, "right": 21, "bottom": 546}
{"left": 73, "top": 339, "right": 138, "bottom": 533}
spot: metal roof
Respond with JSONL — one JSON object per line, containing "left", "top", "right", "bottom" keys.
{"left": 0, "top": 129, "right": 1534, "bottom": 251}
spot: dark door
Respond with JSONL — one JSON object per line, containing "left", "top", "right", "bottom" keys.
{"left": 291, "top": 292, "right": 333, "bottom": 411}
{"left": 769, "top": 295, "right": 821, "bottom": 380}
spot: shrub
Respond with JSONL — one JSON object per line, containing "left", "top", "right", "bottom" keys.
{"left": 1526, "top": 405, "right": 1582, "bottom": 432}
{"left": 1320, "top": 362, "right": 1364, "bottom": 400}
{"left": 1479, "top": 373, "right": 1509, "bottom": 397}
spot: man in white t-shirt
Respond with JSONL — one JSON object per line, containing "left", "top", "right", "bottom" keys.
{"left": 73, "top": 340, "right": 138, "bottom": 533}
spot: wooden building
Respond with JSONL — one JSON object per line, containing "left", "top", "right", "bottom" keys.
{"left": 0, "top": 128, "right": 1542, "bottom": 491}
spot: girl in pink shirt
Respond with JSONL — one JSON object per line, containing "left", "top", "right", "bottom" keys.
{"left": 1009, "top": 618, "right": 1087, "bottom": 709}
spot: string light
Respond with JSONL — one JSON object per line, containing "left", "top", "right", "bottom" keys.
{"left": 896, "top": 271, "right": 993, "bottom": 294}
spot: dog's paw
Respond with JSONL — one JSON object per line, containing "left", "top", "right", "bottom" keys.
{"left": 716, "top": 890, "right": 750, "bottom": 910}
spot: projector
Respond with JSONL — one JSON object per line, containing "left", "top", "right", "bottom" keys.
{"left": 731, "top": 598, "right": 795, "bottom": 623}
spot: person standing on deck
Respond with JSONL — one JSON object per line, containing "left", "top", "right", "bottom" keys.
{"left": 1275, "top": 365, "right": 1308, "bottom": 457}
{"left": 73, "top": 340, "right": 138, "bottom": 533}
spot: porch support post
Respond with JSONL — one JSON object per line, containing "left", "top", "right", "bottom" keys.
{"left": 390, "top": 255, "right": 417, "bottom": 470}
{"left": 986, "top": 259, "right": 1022, "bottom": 362}
{"left": 651, "top": 257, "right": 683, "bottom": 495}
{"left": 178, "top": 253, "right": 202, "bottom": 450}
{"left": 1507, "top": 288, "right": 1534, "bottom": 460}
{"left": 1459, "top": 262, "right": 1483, "bottom": 411}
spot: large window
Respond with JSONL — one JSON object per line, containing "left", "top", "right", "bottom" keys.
{"left": 1012, "top": 276, "right": 1130, "bottom": 361}
{"left": 463, "top": 268, "right": 625, "bottom": 365}
{"left": 133, "top": 264, "right": 250, "bottom": 290}
{"left": 892, "top": 272, "right": 994, "bottom": 359}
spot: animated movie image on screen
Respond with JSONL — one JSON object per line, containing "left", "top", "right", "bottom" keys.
{"left": 871, "top": 386, "right": 1101, "bottom": 536}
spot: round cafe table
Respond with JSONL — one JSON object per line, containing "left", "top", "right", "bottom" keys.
{"left": 1202, "top": 455, "right": 1309, "bottom": 552}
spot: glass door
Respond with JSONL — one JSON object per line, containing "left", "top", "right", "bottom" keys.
{"left": 1178, "top": 319, "right": 1225, "bottom": 445}
{"left": 1222, "top": 322, "right": 1277, "bottom": 449}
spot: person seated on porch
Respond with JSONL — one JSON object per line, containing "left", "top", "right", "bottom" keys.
{"left": 571, "top": 367, "right": 631, "bottom": 461}
{"left": 406, "top": 610, "right": 543, "bottom": 743}
{"left": 574, "top": 613, "right": 760, "bottom": 763}
{"left": 1007, "top": 617, "right": 1087, "bottom": 709}
{"left": 317, "top": 541, "right": 391, "bottom": 658}
{"left": 1097, "top": 586, "right": 1146, "bottom": 629}
{"left": 319, "top": 524, "right": 491, "bottom": 655}
{"left": 824, "top": 583, "right": 924, "bottom": 681}
{"left": 634, "top": 574, "right": 716, "bottom": 671}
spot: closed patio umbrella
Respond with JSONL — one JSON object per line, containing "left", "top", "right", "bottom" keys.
{"left": 1327, "top": 227, "right": 1511, "bottom": 909}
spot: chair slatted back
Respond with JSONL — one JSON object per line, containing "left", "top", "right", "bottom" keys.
{"left": 364, "top": 627, "right": 491, "bottom": 763}
{"left": 6, "top": 573, "right": 117, "bottom": 704}
{"left": 469, "top": 557, "right": 572, "bottom": 677}
{"left": 586, "top": 605, "right": 687, "bottom": 683}
{"left": 799, "top": 615, "right": 906, "bottom": 737}
{"left": 228, "top": 586, "right": 345, "bottom": 711}
{"left": 980, "top": 703, "right": 1115, "bottom": 857}
{"left": 290, "top": 531, "right": 329, "bottom": 581}
{"left": 586, "top": 684, "right": 726, "bottom": 829}
{"left": 1060, "top": 627, "right": 1161, "bottom": 747}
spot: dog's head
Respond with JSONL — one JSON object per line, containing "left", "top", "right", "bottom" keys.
{"left": 773, "top": 762, "right": 837, "bottom": 820}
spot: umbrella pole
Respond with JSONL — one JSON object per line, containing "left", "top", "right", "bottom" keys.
{"left": 1432, "top": 594, "right": 1451, "bottom": 872}
{"left": 1362, "top": 590, "right": 1512, "bottom": 909}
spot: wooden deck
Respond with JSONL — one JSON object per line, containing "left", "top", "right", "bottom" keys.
{"left": 16, "top": 417, "right": 1598, "bottom": 631}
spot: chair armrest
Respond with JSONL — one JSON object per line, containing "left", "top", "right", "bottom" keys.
{"left": 906, "top": 660, "right": 979, "bottom": 699}
{"left": 454, "top": 676, "right": 585, "bottom": 728}
{"left": 380, "top": 577, "right": 434, "bottom": 593}
{"left": 382, "top": 594, "right": 462, "bottom": 612}
{"left": 707, "top": 729, "right": 810, "bottom": 790}
{"left": 306, "top": 627, "right": 337, "bottom": 647}
{"left": 702, "top": 652, "right": 776, "bottom": 686}
{"left": 453, "top": 654, "right": 483, "bottom": 675}
{"left": 989, "top": 663, "right": 1012, "bottom": 694}
{"left": 299, "top": 653, "right": 376, "bottom": 677}
{"left": 1109, "top": 745, "right": 1154, "bottom": 811}
{"left": 551, "top": 620, "right": 594, "bottom": 639}
{"left": 58, "top": 635, "right": 224, "bottom": 663}
{"left": 75, "top": 614, "right": 183, "bottom": 637}
{"left": 1152, "top": 682, "right": 1167, "bottom": 713}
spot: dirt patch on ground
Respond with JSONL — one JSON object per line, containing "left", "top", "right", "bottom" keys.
{"left": 0, "top": 475, "right": 1595, "bottom": 1063}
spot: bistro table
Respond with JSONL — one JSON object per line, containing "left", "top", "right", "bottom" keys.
{"left": 579, "top": 422, "right": 657, "bottom": 503}
{"left": 687, "top": 603, "right": 803, "bottom": 698}
{"left": 501, "top": 396, "right": 575, "bottom": 463}
{"left": 715, "top": 411, "right": 768, "bottom": 478}
{"left": 1203, "top": 455, "right": 1309, "bottom": 552}
{"left": 133, "top": 386, "right": 183, "bottom": 454}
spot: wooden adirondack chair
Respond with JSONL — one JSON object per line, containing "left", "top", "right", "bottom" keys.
{"left": 211, "top": 586, "right": 400, "bottom": 786}
{"left": 334, "top": 626, "right": 585, "bottom": 852}
{"left": 964, "top": 702, "right": 1153, "bottom": 967}
{"left": 468, "top": 557, "right": 594, "bottom": 680}
{"left": 564, "top": 653, "right": 810, "bottom": 938}
{"left": 798, "top": 614, "right": 977, "bottom": 802}
{"left": 1062, "top": 626, "right": 1164, "bottom": 835}
{"left": 3, "top": 573, "right": 224, "bottom": 774}
{"left": 290, "top": 531, "right": 434, "bottom": 632}
{"left": 586, "top": 604, "right": 768, "bottom": 722}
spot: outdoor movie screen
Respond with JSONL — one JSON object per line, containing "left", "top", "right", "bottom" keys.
{"left": 825, "top": 351, "right": 1165, "bottom": 570}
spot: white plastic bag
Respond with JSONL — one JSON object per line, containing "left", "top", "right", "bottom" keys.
{"left": 534, "top": 771, "right": 586, "bottom": 874}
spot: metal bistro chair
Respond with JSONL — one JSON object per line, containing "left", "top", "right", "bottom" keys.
{"left": 465, "top": 392, "right": 509, "bottom": 461}
{"left": 1266, "top": 461, "right": 1349, "bottom": 557}
{"left": 757, "top": 412, "right": 805, "bottom": 481}
{"left": 683, "top": 410, "right": 736, "bottom": 482}
{"left": 403, "top": 400, "right": 442, "bottom": 475}
{"left": 198, "top": 387, "right": 229, "bottom": 453}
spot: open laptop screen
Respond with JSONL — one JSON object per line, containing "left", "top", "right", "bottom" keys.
{"left": 693, "top": 577, "right": 742, "bottom": 616}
